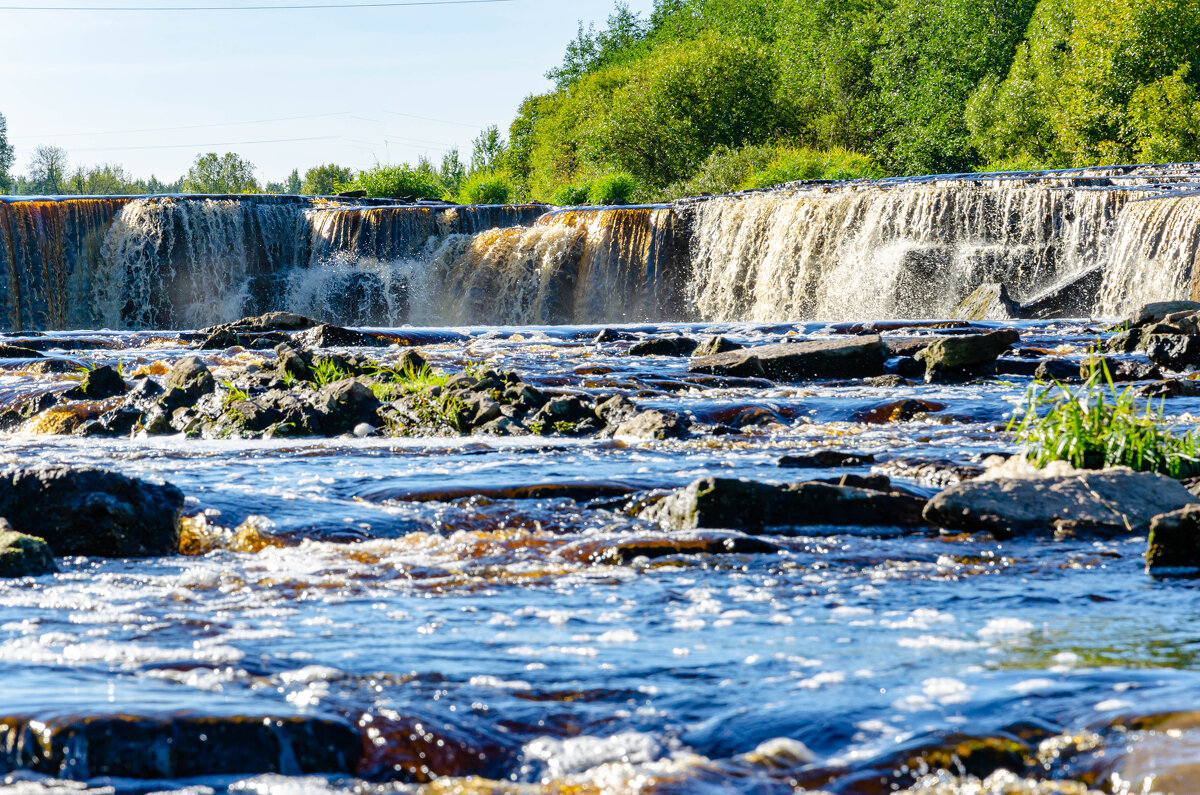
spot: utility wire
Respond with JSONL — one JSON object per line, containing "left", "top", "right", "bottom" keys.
{"left": 69, "top": 135, "right": 338, "bottom": 151}
{"left": 12, "top": 112, "right": 352, "bottom": 140}
{"left": 0, "top": 0, "right": 514, "bottom": 10}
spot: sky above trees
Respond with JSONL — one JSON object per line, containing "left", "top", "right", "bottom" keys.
{"left": 0, "top": 0, "right": 654, "bottom": 186}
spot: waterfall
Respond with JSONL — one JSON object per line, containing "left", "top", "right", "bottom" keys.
{"left": 2, "top": 167, "right": 1200, "bottom": 330}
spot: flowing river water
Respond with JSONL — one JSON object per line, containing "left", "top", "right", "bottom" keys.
{"left": 3, "top": 169, "right": 1200, "bottom": 794}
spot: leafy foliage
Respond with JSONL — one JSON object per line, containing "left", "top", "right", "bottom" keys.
{"left": 183, "top": 152, "right": 260, "bottom": 194}
{"left": 459, "top": 171, "right": 514, "bottom": 205}
{"left": 1010, "top": 360, "right": 1200, "bottom": 478}
{"left": 302, "top": 164, "right": 353, "bottom": 196}
{"left": 0, "top": 113, "right": 13, "bottom": 193}
{"left": 588, "top": 172, "right": 641, "bottom": 205}
{"left": 344, "top": 161, "right": 444, "bottom": 200}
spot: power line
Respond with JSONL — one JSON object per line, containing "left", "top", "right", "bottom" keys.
{"left": 69, "top": 135, "right": 339, "bottom": 151}
{"left": 0, "top": 0, "right": 514, "bottom": 9}
{"left": 12, "top": 112, "right": 353, "bottom": 140}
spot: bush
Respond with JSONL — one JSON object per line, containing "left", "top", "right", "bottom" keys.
{"left": 458, "top": 171, "right": 514, "bottom": 205}
{"left": 974, "top": 154, "right": 1052, "bottom": 173}
{"left": 551, "top": 182, "right": 593, "bottom": 206}
{"left": 347, "top": 163, "right": 443, "bottom": 200}
{"left": 740, "top": 146, "right": 884, "bottom": 189}
{"left": 587, "top": 172, "right": 640, "bottom": 205}
{"left": 1010, "top": 360, "right": 1200, "bottom": 478}
{"left": 663, "top": 143, "right": 779, "bottom": 199}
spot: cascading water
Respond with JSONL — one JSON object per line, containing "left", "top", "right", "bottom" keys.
{"left": 3, "top": 166, "right": 1200, "bottom": 330}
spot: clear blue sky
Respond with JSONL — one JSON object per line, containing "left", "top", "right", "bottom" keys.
{"left": 0, "top": 0, "right": 656, "bottom": 184}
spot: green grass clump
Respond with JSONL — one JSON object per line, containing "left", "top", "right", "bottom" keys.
{"left": 1010, "top": 361, "right": 1200, "bottom": 478}
{"left": 312, "top": 359, "right": 351, "bottom": 387}
{"left": 458, "top": 171, "right": 514, "bottom": 205}
{"left": 587, "top": 172, "right": 640, "bottom": 205}
{"left": 370, "top": 361, "right": 448, "bottom": 402}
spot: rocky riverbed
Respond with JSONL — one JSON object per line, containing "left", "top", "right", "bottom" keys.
{"left": 3, "top": 308, "right": 1200, "bottom": 794}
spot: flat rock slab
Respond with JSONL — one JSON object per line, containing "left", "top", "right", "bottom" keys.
{"left": 688, "top": 336, "right": 886, "bottom": 381}
{"left": 641, "top": 476, "right": 927, "bottom": 533}
{"left": 0, "top": 713, "right": 361, "bottom": 778}
{"left": 924, "top": 463, "right": 1198, "bottom": 536}
{"left": 0, "top": 467, "right": 183, "bottom": 557}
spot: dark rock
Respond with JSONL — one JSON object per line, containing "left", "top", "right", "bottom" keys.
{"left": 1138, "top": 378, "right": 1200, "bottom": 398}
{"left": 217, "top": 399, "right": 285, "bottom": 436}
{"left": 612, "top": 409, "right": 688, "bottom": 440}
{"left": 641, "top": 477, "right": 927, "bottom": 533}
{"left": 885, "top": 338, "right": 938, "bottom": 358}
{"left": 595, "top": 395, "right": 639, "bottom": 426}
{"left": 874, "top": 458, "right": 987, "bottom": 488}
{"left": 465, "top": 393, "right": 504, "bottom": 427}
{"left": 293, "top": 323, "right": 388, "bottom": 348}
{"left": 575, "top": 531, "right": 780, "bottom": 564}
{"left": 1107, "top": 329, "right": 1142, "bottom": 353}
{"left": 140, "top": 405, "right": 173, "bottom": 435}
{"left": 1034, "top": 359, "right": 1084, "bottom": 382}
{"left": 915, "top": 329, "right": 1020, "bottom": 380}
{"left": 199, "top": 329, "right": 290, "bottom": 350}
{"left": 1124, "top": 301, "right": 1200, "bottom": 330}
{"left": 202, "top": 312, "right": 321, "bottom": 335}
{"left": 629, "top": 337, "right": 698, "bottom": 357}
{"left": 1019, "top": 266, "right": 1102, "bottom": 319}
{"left": 778, "top": 451, "right": 875, "bottom": 468}
{"left": 689, "top": 336, "right": 887, "bottom": 382}
{"left": 0, "top": 345, "right": 43, "bottom": 359}
{"left": 531, "top": 396, "right": 595, "bottom": 429}
{"left": 1147, "top": 504, "right": 1200, "bottom": 576}
{"left": 0, "top": 467, "right": 183, "bottom": 557}
{"left": 594, "top": 328, "right": 638, "bottom": 343}
{"left": 317, "top": 379, "right": 381, "bottom": 432}
{"left": 924, "top": 464, "right": 1197, "bottom": 537}
{"left": 62, "top": 365, "right": 129, "bottom": 400}
{"left": 0, "top": 713, "right": 361, "bottom": 778}
{"left": 127, "top": 376, "right": 164, "bottom": 403}
{"left": 854, "top": 399, "right": 945, "bottom": 424}
{"left": 163, "top": 357, "right": 215, "bottom": 402}
{"left": 0, "top": 521, "right": 58, "bottom": 577}
{"left": 812, "top": 473, "right": 894, "bottom": 492}
{"left": 276, "top": 345, "right": 314, "bottom": 382}
{"left": 952, "top": 283, "right": 1021, "bottom": 321}
{"left": 97, "top": 405, "right": 143, "bottom": 436}
{"left": 692, "top": 336, "right": 743, "bottom": 357}
{"left": 895, "top": 356, "right": 927, "bottom": 379}
{"left": 1142, "top": 333, "right": 1200, "bottom": 371}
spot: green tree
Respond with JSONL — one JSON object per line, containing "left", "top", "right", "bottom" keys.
{"left": 27, "top": 145, "right": 69, "bottom": 195}
{"left": 470, "top": 125, "right": 508, "bottom": 175}
{"left": 183, "top": 152, "right": 260, "bottom": 194}
{"left": 0, "top": 113, "right": 13, "bottom": 193}
{"left": 439, "top": 148, "right": 467, "bottom": 197}
{"left": 63, "top": 163, "right": 141, "bottom": 195}
{"left": 301, "top": 163, "right": 354, "bottom": 195}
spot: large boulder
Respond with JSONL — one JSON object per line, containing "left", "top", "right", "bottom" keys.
{"left": 952, "top": 283, "right": 1021, "bottom": 322}
{"left": 915, "top": 329, "right": 1020, "bottom": 380}
{"left": 62, "top": 364, "right": 129, "bottom": 400}
{"left": 0, "top": 713, "right": 361, "bottom": 778}
{"left": 317, "top": 378, "right": 382, "bottom": 432}
{"left": 1146, "top": 505, "right": 1200, "bottom": 576}
{"left": 0, "top": 521, "right": 58, "bottom": 577}
{"left": 924, "top": 459, "right": 1198, "bottom": 537}
{"left": 293, "top": 323, "right": 389, "bottom": 348}
{"left": 641, "top": 477, "right": 927, "bottom": 533}
{"left": 162, "top": 357, "right": 215, "bottom": 403}
{"left": 612, "top": 409, "right": 688, "bottom": 440}
{"left": 629, "top": 337, "right": 698, "bottom": 357}
{"left": 0, "top": 467, "right": 184, "bottom": 557}
{"left": 202, "top": 312, "right": 321, "bottom": 335}
{"left": 1124, "top": 301, "right": 1200, "bottom": 330}
{"left": 688, "top": 337, "right": 887, "bottom": 381}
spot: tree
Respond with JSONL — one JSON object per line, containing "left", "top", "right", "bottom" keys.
{"left": 182, "top": 152, "right": 260, "bottom": 194}
{"left": 301, "top": 163, "right": 353, "bottom": 195}
{"left": 28, "top": 145, "right": 69, "bottom": 195}
{"left": 439, "top": 148, "right": 467, "bottom": 197}
{"left": 284, "top": 169, "right": 302, "bottom": 195}
{"left": 470, "top": 125, "right": 508, "bottom": 175}
{"left": 0, "top": 113, "right": 13, "bottom": 193}
{"left": 63, "top": 163, "right": 140, "bottom": 195}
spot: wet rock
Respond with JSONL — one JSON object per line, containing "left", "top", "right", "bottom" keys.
{"left": 642, "top": 477, "right": 927, "bottom": 533}
{"left": 952, "top": 283, "right": 1021, "bottom": 321}
{"left": 127, "top": 376, "right": 164, "bottom": 403}
{"left": 0, "top": 521, "right": 58, "bottom": 577}
{"left": 865, "top": 374, "right": 917, "bottom": 387}
{"left": 854, "top": 399, "right": 946, "bottom": 424}
{"left": 692, "top": 335, "right": 743, "bottom": 357}
{"left": 874, "top": 458, "right": 986, "bottom": 488}
{"left": 1138, "top": 378, "right": 1200, "bottom": 398}
{"left": 778, "top": 451, "right": 875, "bottom": 468}
{"left": 1080, "top": 356, "right": 1161, "bottom": 382}
{"left": 689, "top": 336, "right": 887, "bottom": 382}
{"left": 1019, "top": 266, "right": 1102, "bottom": 319}
{"left": 629, "top": 337, "right": 698, "bottom": 357}
{"left": 594, "top": 328, "right": 638, "bottom": 343}
{"left": 1124, "top": 300, "right": 1200, "bottom": 330}
{"left": 1142, "top": 333, "right": 1200, "bottom": 370}
{"left": 574, "top": 531, "right": 780, "bottom": 564}
{"left": 1034, "top": 359, "right": 1084, "bottom": 382}
{"left": 275, "top": 344, "right": 314, "bottom": 382}
{"left": 95, "top": 405, "right": 143, "bottom": 436}
{"left": 531, "top": 395, "right": 595, "bottom": 431}
{"left": 1146, "top": 504, "right": 1200, "bottom": 576}
{"left": 595, "top": 395, "right": 639, "bottom": 426}
{"left": 25, "top": 406, "right": 98, "bottom": 435}
{"left": 199, "top": 329, "right": 290, "bottom": 350}
{"left": 612, "top": 409, "right": 688, "bottom": 440}
{"left": 162, "top": 356, "right": 215, "bottom": 403}
{"left": 885, "top": 338, "right": 940, "bottom": 358}
{"left": 465, "top": 393, "right": 504, "bottom": 427}
{"left": 293, "top": 323, "right": 388, "bottom": 348}
{"left": 317, "top": 378, "right": 381, "bottom": 432}
{"left": 62, "top": 365, "right": 128, "bottom": 400}
{"left": 0, "top": 713, "right": 361, "bottom": 778}
{"left": 0, "top": 467, "right": 183, "bottom": 557}
{"left": 915, "top": 329, "right": 1020, "bottom": 381}
{"left": 0, "top": 345, "right": 43, "bottom": 359}
{"left": 924, "top": 459, "right": 1198, "bottom": 537}
{"left": 203, "top": 311, "right": 321, "bottom": 335}
{"left": 0, "top": 393, "right": 59, "bottom": 431}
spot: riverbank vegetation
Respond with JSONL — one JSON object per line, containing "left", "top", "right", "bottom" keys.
{"left": 2, "top": 0, "right": 1198, "bottom": 203}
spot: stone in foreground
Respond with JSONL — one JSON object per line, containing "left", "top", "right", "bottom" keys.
{"left": 0, "top": 521, "right": 58, "bottom": 577}
{"left": 0, "top": 467, "right": 184, "bottom": 557}
{"left": 915, "top": 329, "right": 1020, "bottom": 380}
{"left": 0, "top": 713, "right": 361, "bottom": 778}
{"left": 924, "top": 460, "right": 1198, "bottom": 536}
{"left": 688, "top": 336, "right": 886, "bottom": 381}
{"left": 641, "top": 477, "right": 926, "bottom": 533}
{"left": 1147, "top": 504, "right": 1200, "bottom": 576}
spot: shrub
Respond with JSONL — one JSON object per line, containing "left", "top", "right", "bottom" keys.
{"left": 587, "top": 172, "right": 640, "bottom": 205}
{"left": 663, "top": 143, "right": 779, "bottom": 199}
{"left": 347, "top": 163, "right": 443, "bottom": 200}
{"left": 1010, "top": 360, "right": 1200, "bottom": 477}
{"left": 458, "top": 171, "right": 514, "bottom": 205}
{"left": 740, "top": 146, "right": 885, "bottom": 189}
{"left": 974, "top": 154, "right": 1052, "bottom": 174}
{"left": 551, "top": 182, "right": 593, "bottom": 206}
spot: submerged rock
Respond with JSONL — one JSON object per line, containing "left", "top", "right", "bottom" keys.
{"left": 778, "top": 450, "right": 875, "bottom": 468}
{"left": 1146, "top": 505, "right": 1200, "bottom": 576}
{"left": 571, "top": 531, "right": 780, "bottom": 564}
{"left": 0, "top": 521, "right": 57, "bottom": 577}
{"left": 629, "top": 337, "right": 697, "bottom": 356}
{"left": 0, "top": 467, "right": 184, "bottom": 557}
{"left": 915, "top": 329, "right": 1020, "bottom": 381}
{"left": 293, "top": 323, "right": 389, "bottom": 348}
{"left": 612, "top": 409, "right": 689, "bottom": 440}
{"left": 691, "top": 335, "right": 743, "bottom": 357}
{"left": 924, "top": 459, "right": 1198, "bottom": 537}
{"left": 0, "top": 345, "right": 43, "bottom": 359}
{"left": 689, "top": 336, "right": 887, "bottom": 381}
{"left": 0, "top": 713, "right": 361, "bottom": 778}
{"left": 641, "top": 477, "right": 927, "bottom": 533}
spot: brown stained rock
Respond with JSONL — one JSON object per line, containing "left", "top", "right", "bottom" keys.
{"left": 641, "top": 477, "right": 927, "bottom": 533}
{"left": 854, "top": 399, "right": 946, "bottom": 424}
{"left": 688, "top": 336, "right": 887, "bottom": 382}
{"left": 1147, "top": 504, "right": 1200, "bottom": 576}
